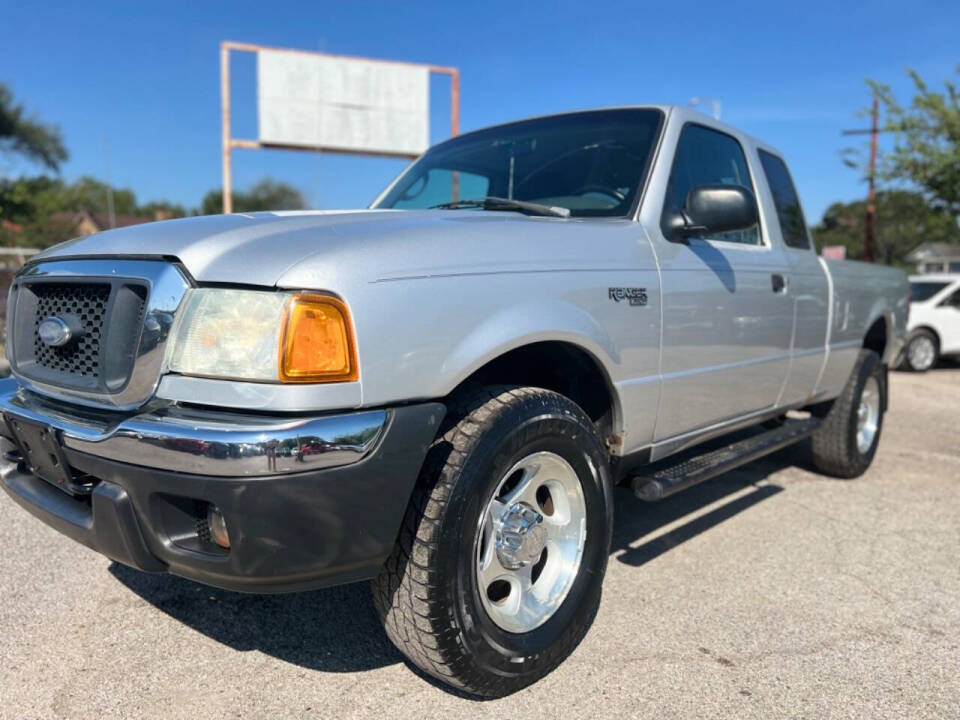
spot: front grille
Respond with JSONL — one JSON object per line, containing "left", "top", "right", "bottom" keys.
{"left": 10, "top": 276, "right": 149, "bottom": 395}
{"left": 32, "top": 283, "right": 110, "bottom": 378}
{"left": 8, "top": 259, "right": 188, "bottom": 408}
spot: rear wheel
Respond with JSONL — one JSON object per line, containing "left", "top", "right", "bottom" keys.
{"left": 811, "top": 349, "right": 886, "bottom": 478}
{"left": 902, "top": 330, "right": 938, "bottom": 372}
{"left": 372, "top": 386, "right": 613, "bottom": 697}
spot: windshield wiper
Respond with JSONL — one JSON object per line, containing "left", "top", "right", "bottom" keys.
{"left": 430, "top": 196, "right": 570, "bottom": 218}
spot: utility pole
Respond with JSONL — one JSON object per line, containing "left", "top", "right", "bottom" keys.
{"left": 865, "top": 96, "right": 879, "bottom": 263}
{"left": 842, "top": 95, "right": 884, "bottom": 262}
{"left": 104, "top": 136, "right": 116, "bottom": 229}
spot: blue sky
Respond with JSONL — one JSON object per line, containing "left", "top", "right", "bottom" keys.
{"left": 1, "top": 0, "right": 957, "bottom": 222}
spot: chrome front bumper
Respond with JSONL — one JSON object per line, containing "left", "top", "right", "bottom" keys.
{"left": 0, "top": 377, "right": 386, "bottom": 477}
{"left": 0, "top": 374, "right": 446, "bottom": 593}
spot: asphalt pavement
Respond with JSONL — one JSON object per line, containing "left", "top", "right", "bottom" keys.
{"left": 1, "top": 364, "right": 958, "bottom": 719}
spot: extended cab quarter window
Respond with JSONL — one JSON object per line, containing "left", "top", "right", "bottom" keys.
{"left": 758, "top": 150, "right": 811, "bottom": 250}
{"left": 663, "top": 124, "right": 760, "bottom": 245}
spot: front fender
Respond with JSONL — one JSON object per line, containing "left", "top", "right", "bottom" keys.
{"left": 440, "top": 300, "right": 622, "bottom": 394}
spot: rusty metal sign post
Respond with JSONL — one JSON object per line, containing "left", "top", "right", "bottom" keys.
{"left": 220, "top": 41, "right": 460, "bottom": 214}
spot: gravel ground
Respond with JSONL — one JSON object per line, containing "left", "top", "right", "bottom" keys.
{"left": 1, "top": 364, "right": 958, "bottom": 719}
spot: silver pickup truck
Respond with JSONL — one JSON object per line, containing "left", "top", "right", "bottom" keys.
{"left": 1, "top": 106, "right": 908, "bottom": 696}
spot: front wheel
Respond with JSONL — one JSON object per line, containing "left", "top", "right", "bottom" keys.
{"left": 811, "top": 349, "right": 886, "bottom": 478}
{"left": 372, "top": 386, "right": 613, "bottom": 697}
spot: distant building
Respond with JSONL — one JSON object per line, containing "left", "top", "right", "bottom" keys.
{"left": 905, "top": 242, "right": 960, "bottom": 274}
{"left": 3, "top": 209, "right": 173, "bottom": 249}
{"left": 48, "top": 209, "right": 156, "bottom": 237}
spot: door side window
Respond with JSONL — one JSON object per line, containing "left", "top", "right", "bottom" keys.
{"left": 662, "top": 124, "right": 760, "bottom": 245}
{"left": 758, "top": 150, "right": 811, "bottom": 250}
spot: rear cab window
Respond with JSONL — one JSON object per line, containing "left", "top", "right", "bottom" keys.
{"left": 758, "top": 150, "right": 811, "bottom": 250}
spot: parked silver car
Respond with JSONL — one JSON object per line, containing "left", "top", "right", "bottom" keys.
{"left": 0, "top": 106, "right": 908, "bottom": 696}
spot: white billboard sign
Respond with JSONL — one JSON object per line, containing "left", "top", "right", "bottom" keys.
{"left": 257, "top": 50, "right": 429, "bottom": 157}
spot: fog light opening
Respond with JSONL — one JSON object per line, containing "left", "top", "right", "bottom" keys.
{"left": 208, "top": 506, "right": 231, "bottom": 549}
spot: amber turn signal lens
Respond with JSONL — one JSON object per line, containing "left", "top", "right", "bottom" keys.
{"left": 280, "top": 294, "right": 357, "bottom": 383}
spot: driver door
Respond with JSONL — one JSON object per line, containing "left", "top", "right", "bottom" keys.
{"left": 650, "top": 122, "right": 793, "bottom": 442}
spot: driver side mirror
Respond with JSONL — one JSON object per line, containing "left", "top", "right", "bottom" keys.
{"left": 663, "top": 184, "right": 759, "bottom": 242}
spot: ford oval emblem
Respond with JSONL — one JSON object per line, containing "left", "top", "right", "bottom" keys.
{"left": 38, "top": 317, "right": 73, "bottom": 347}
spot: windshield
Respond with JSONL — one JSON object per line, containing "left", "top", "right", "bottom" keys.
{"left": 373, "top": 109, "right": 663, "bottom": 218}
{"left": 911, "top": 281, "right": 950, "bottom": 302}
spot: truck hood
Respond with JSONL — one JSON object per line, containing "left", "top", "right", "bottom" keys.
{"left": 36, "top": 209, "right": 636, "bottom": 287}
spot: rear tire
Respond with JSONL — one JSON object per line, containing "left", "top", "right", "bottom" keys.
{"left": 371, "top": 386, "right": 613, "bottom": 697}
{"left": 810, "top": 350, "right": 886, "bottom": 478}
{"left": 902, "top": 329, "right": 938, "bottom": 372}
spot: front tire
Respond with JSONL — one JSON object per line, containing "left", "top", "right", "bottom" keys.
{"left": 902, "top": 329, "right": 938, "bottom": 372}
{"left": 372, "top": 386, "right": 613, "bottom": 697}
{"left": 810, "top": 349, "right": 886, "bottom": 478}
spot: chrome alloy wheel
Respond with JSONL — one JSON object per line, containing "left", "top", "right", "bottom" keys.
{"left": 856, "top": 376, "right": 881, "bottom": 454}
{"left": 908, "top": 335, "right": 936, "bottom": 371}
{"left": 474, "top": 452, "right": 587, "bottom": 634}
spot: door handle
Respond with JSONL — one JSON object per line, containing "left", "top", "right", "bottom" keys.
{"left": 771, "top": 274, "right": 788, "bottom": 294}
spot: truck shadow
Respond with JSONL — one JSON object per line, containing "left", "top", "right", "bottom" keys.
{"left": 611, "top": 440, "right": 811, "bottom": 567}
{"left": 109, "top": 562, "right": 404, "bottom": 673}
{"left": 109, "top": 441, "right": 812, "bottom": 678}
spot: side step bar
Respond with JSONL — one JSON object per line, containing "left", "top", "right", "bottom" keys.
{"left": 631, "top": 417, "right": 820, "bottom": 502}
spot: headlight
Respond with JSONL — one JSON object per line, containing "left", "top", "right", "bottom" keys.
{"left": 167, "top": 289, "right": 357, "bottom": 383}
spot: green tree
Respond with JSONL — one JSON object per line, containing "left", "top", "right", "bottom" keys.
{"left": 1, "top": 174, "right": 190, "bottom": 249}
{"left": 63, "top": 175, "right": 138, "bottom": 217}
{"left": 813, "top": 190, "right": 960, "bottom": 264}
{"left": 0, "top": 83, "right": 68, "bottom": 171}
{"left": 200, "top": 178, "right": 307, "bottom": 215}
{"left": 865, "top": 66, "right": 960, "bottom": 217}
{"left": 1, "top": 175, "right": 142, "bottom": 227}
{"left": 0, "top": 176, "right": 66, "bottom": 224}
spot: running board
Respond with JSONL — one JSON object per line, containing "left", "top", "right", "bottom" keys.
{"left": 631, "top": 418, "right": 820, "bottom": 502}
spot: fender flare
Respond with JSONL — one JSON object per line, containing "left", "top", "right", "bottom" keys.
{"left": 439, "top": 299, "right": 624, "bottom": 427}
